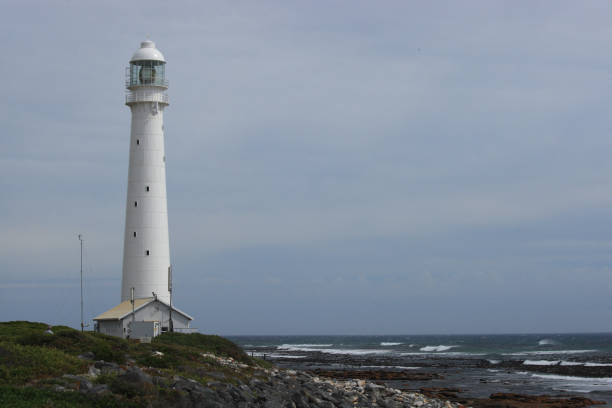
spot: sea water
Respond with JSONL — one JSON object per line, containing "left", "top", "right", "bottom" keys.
{"left": 228, "top": 333, "right": 612, "bottom": 405}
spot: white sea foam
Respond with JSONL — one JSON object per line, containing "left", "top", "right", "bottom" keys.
{"left": 538, "top": 339, "right": 558, "bottom": 346}
{"left": 380, "top": 342, "right": 402, "bottom": 346}
{"left": 360, "top": 365, "right": 419, "bottom": 370}
{"left": 524, "top": 360, "right": 607, "bottom": 366}
{"left": 278, "top": 346, "right": 389, "bottom": 356}
{"left": 278, "top": 344, "right": 332, "bottom": 348}
{"left": 503, "top": 349, "right": 597, "bottom": 356}
{"left": 251, "top": 352, "right": 306, "bottom": 359}
{"left": 487, "top": 369, "right": 501, "bottom": 372}
{"left": 399, "top": 351, "right": 485, "bottom": 357}
{"left": 517, "top": 373, "right": 612, "bottom": 392}
{"left": 523, "top": 360, "right": 560, "bottom": 366}
{"left": 487, "top": 360, "right": 501, "bottom": 365}
{"left": 419, "top": 345, "right": 457, "bottom": 352}
{"left": 560, "top": 361, "right": 583, "bottom": 366}
{"left": 585, "top": 362, "right": 612, "bottom": 367}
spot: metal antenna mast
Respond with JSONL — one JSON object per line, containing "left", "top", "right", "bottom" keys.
{"left": 168, "top": 265, "right": 173, "bottom": 332}
{"left": 79, "top": 234, "right": 84, "bottom": 332}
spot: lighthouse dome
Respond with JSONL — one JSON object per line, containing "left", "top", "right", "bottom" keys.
{"left": 130, "top": 40, "right": 165, "bottom": 63}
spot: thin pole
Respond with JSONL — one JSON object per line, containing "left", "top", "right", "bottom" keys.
{"left": 79, "top": 234, "right": 84, "bottom": 332}
{"left": 168, "top": 265, "right": 173, "bottom": 332}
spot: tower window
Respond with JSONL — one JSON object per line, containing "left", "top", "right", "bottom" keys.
{"left": 145, "top": 250, "right": 150, "bottom": 256}
{"left": 136, "top": 139, "right": 140, "bottom": 145}
{"left": 134, "top": 201, "right": 138, "bottom": 207}
{"left": 146, "top": 186, "right": 150, "bottom": 192}
{"left": 133, "top": 231, "right": 137, "bottom": 237}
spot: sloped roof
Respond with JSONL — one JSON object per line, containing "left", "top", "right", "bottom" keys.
{"left": 93, "top": 297, "right": 193, "bottom": 321}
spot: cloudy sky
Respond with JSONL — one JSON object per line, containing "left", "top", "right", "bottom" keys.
{"left": 2, "top": 1, "right": 612, "bottom": 334}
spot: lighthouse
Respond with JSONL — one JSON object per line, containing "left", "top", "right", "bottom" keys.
{"left": 94, "top": 40, "right": 193, "bottom": 338}
{"left": 121, "top": 40, "right": 171, "bottom": 304}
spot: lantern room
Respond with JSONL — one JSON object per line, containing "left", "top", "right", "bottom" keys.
{"left": 127, "top": 40, "right": 167, "bottom": 88}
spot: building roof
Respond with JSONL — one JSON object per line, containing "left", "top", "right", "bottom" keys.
{"left": 93, "top": 297, "right": 193, "bottom": 321}
{"left": 130, "top": 40, "right": 165, "bottom": 63}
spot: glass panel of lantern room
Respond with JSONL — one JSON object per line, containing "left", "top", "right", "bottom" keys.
{"left": 129, "top": 63, "right": 140, "bottom": 86}
{"left": 155, "top": 64, "right": 165, "bottom": 86}
{"left": 130, "top": 61, "right": 165, "bottom": 86}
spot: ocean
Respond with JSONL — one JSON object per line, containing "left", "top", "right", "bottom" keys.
{"left": 228, "top": 333, "right": 612, "bottom": 405}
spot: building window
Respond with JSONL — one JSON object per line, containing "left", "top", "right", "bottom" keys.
{"left": 146, "top": 250, "right": 150, "bottom": 256}
{"left": 146, "top": 186, "right": 150, "bottom": 192}
{"left": 136, "top": 139, "right": 140, "bottom": 145}
{"left": 133, "top": 231, "right": 137, "bottom": 237}
{"left": 134, "top": 201, "right": 138, "bottom": 207}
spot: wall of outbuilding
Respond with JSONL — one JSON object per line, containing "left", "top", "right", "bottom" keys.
{"left": 121, "top": 300, "right": 191, "bottom": 337}
{"left": 96, "top": 300, "right": 191, "bottom": 339}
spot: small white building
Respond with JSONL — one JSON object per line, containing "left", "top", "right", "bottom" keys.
{"left": 93, "top": 297, "right": 193, "bottom": 339}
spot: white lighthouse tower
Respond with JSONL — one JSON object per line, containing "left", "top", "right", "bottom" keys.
{"left": 93, "top": 40, "right": 193, "bottom": 338}
{"left": 121, "top": 40, "right": 171, "bottom": 304}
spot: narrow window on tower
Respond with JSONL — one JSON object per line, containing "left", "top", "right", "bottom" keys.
{"left": 146, "top": 250, "right": 150, "bottom": 256}
{"left": 134, "top": 201, "right": 138, "bottom": 207}
{"left": 133, "top": 231, "right": 137, "bottom": 237}
{"left": 146, "top": 186, "right": 150, "bottom": 192}
{"left": 136, "top": 139, "right": 140, "bottom": 145}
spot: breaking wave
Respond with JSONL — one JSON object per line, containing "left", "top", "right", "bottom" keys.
{"left": 251, "top": 352, "right": 306, "bottom": 359}
{"left": 277, "top": 345, "right": 389, "bottom": 355}
{"left": 278, "top": 344, "right": 332, "bottom": 348}
{"left": 419, "top": 345, "right": 457, "bottom": 352}
{"left": 538, "top": 339, "right": 558, "bottom": 346}
{"left": 523, "top": 360, "right": 560, "bottom": 366}
{"left": 503, "top": 349, "right": 597, "bottom": 356}
{"left": 360, "top": 365, "right": 419, "bottom": 370}
{"left": 380, "top": 342, "right": 402, "bottom": 346}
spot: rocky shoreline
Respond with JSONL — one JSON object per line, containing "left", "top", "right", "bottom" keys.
{"left": 246, "top": 349, "right": 612, "bottom": 408}
{"left": 51, "top": 353, "right": 462, "bottom": 407}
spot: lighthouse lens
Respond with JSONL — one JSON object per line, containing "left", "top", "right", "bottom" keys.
{"left": 129, "top": 61, "right": 165, "bottom": 87}
{"left": 140, "top": 67, "right": 155, "bottom": 84}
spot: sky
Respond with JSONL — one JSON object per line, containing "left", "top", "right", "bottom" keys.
{"left": 2, "top": 1, "right": 612, "bottom": 335}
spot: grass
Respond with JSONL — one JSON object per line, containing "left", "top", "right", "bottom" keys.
{"left": 152, "top": 332, "right": 251, "bottom": 363}
{"left": 0, "top": 341, "right": 87, "bottom": 385}
{"left": 0, "top": 321, "right": 254, "bottom": 385}
{"left": 0, "top": 385, "right": 138, "bottom": 407}
{"left": 0, "top": 321, "right": 263, "bottom": 407}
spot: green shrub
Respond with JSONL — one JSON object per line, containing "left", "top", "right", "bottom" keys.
{"left": 152, "top": 333, "right": 251, "bottom": 364}
{"left": 0, "top": 322, "right": 48, "bottom": 343}
{"left": 0, "top": 385, "right": 137, "bottom": 407}
{"left": 0, "top": 342, "right": 86, "bottom": 385}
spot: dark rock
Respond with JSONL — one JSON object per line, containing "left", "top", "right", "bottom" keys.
{"left": 119, "top": 366, "right": 152, "bottom": 384}
{"left": 458, "top": 393, "right": 606, "bottom": 408}
{"left": 420, "top": 387, "right": 462, "bottom": 399}
{"left": 291, "top": 391, "right": 310, "bottom": 408}
{"left": 201, "top": 370, "right": 226, "bottom": 380}
{"left": 78, "top": 351, "right": 95, "bottom": 360}
{"left": 94, "top": 360, "right": 124, "bottom": 375}
{"left": 87, "top": 384, "right": 109, "bottom": 395}
{"left": 310, "top": 369, "right": 443, "bottom": 381}
{"left": 62, "top": 374, "right": 92, "bottom": 391}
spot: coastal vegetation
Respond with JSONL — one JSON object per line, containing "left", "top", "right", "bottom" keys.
{"left": 0, "top": 321, "right": 260, "bottom": 407}
{"left": 0, "top": 320, "right": 464, "bottom": 407}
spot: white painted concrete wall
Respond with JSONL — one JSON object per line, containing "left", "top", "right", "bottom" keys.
{"left": 98, "top": 320, "right": 123, "bottom": 338}
{"left": 121, "top": 45, "right": 171, "bottom": 304}
{"left": 98, "top": 301, "right": 191, "bottom": 339}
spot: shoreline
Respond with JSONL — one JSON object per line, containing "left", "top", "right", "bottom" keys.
{"left": 243, "top": 347, "right": 611, "bottom": 407}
